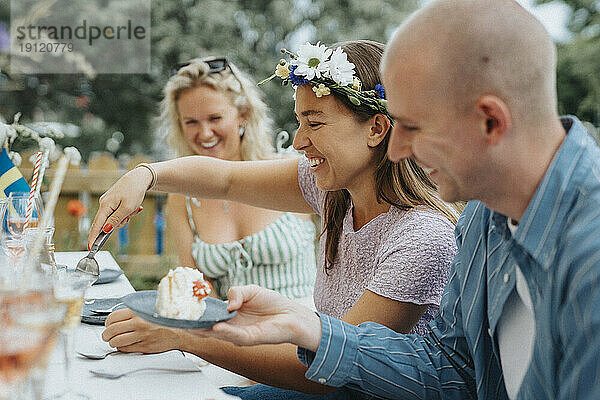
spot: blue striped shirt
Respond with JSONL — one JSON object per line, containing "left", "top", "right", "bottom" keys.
{"left": 298, "top": 116, "right": 600, "bottom": 399}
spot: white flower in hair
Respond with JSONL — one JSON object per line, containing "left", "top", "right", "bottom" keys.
{"left": 327, "top": 47, "right": 355, "bottom": 86}
{"left": 291, "top": 42, "right": 332, "bottom": 80}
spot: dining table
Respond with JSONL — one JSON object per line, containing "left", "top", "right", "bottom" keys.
{"left": 42, "top": 251, "right": 243, "bottom": 400}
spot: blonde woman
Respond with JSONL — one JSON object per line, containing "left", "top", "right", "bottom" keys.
{"left": 162, "top": 58, "right": 317, "bottom": 304}
{"left": 92, "top": 41, "right": 463, "bottom": 398}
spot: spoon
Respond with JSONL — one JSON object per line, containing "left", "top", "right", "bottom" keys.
{"left": 90, "top": 302, "right": 124, "bottom": 314}
{"left": 75, "top": 230, "right": 111, "bottom": 283}
{"left": 77, "top": 350, "right": 121, "bottom": 360}
{"left": 89, "top": 367, "right": 201, "bottom": 379}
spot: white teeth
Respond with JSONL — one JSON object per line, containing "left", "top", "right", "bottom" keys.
{"left": 200, "top": 139, "right": 219, "bottom": 148}
{"left": 307, "top": 157, "right": 325, "bottom": 168}
{"left": 422, "top": 167, "right": 434, "bottom": 174}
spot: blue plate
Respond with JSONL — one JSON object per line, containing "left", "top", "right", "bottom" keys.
{"left": 57, "top": 264, "right": 123, "bottom": 285}
{"left": 122, "top": 290, "right": 236, "bottom": 329}
{"left": 93, "top": 269, "right": 124, "bottom": 285}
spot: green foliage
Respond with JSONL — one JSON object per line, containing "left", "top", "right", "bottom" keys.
{"left": 555, "top": 37, "right": 600, "bottom": 124}
{"left": 536, "top": 0, "right": 599, "bottom": 36}
{"left": 0, "top": 0, "right": 416, "bottom": 160}
{"left": 535, "top": 0, "right": 600, "bottom": 125}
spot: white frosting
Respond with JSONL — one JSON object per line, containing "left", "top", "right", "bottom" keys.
{"left": 155, "top": 267, "right": 208, "bottom": 320}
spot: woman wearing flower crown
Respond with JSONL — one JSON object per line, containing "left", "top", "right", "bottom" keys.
{"left": 160, "top": 57, "right": 317, "bottom": 307}
{"left": 92, "top": 40, "right": 462, "bottom": 399}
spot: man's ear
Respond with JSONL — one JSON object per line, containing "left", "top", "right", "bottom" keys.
{"left": 367, "top": 114, "right": 392, "bottom": 148}
{"left": 476, "top": 95, "right": 512, "bottom": 145}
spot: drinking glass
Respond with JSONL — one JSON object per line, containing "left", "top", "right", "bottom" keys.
{"left": 0, "top": 281, "right": 67, "bottom": 400}
{"left": 0, "top": 236, "right": 25, "bottom": 276}
{"left": 52, "top": 267, "right": 91, "bottom": 400}
{"left": 23, "top": 227, "right": 57, "bottom": 273}
{"left": 2, "top": 193, "right": 44, "bottom": 238}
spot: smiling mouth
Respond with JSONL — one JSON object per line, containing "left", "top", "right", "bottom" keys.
{"left": 200, "top": 139, "right": 220, "bottom": 149}
{"left": 307, "top": 156, "right": 325, "bottom": 168}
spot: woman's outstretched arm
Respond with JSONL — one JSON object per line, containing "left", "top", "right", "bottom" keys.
{"left": 88, "top": 156, "right": 311, "bottom": 249}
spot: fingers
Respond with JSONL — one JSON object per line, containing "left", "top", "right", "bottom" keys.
{"left": 225, "top": 285, "right": 262, "bottom": 312}
{"left": 117, "top": 216, "right": 130, "bottom": 229}
{"left": 191, "top": 322, "right": 254, "bottom": 346}
{"left": 88, "top": 204, "right": 144, "bottom": 250}
{"left": 106, "top": 331, "right": 143, "bottom": 349}
{"left": 88, "top": 171, "right": 148, "bottom": 250}
{"left": 102, "top": 203, "right": 135, "bottom": 236}
{"left": 115, "top": 206, "right": 143, "bottom": 228}
{"left": 116, "top": 343, "right": 147, "bottom": 353}
{"left": 88, "top": 196, "right": 119, "bottom": 249}
{"left": 103, "top": 312, "right": 138, "bottom": 343}
{"left": 105, "top": 309, "right": 135, "bottom": 326}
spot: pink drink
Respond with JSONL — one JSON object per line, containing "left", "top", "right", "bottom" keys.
{"left": 7, "top": 217, "right": 38, "bottom": 235}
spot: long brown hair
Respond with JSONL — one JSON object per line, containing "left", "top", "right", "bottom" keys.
{"left": 321, "top": 40, "right": 463, "bottom": 271}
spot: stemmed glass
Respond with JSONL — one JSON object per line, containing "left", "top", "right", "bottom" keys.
{"left": 51, "top": 267, "right": 93, "bottom": 400}
{"left": 3, "top": 193, "right": 44, "bottom": 235}
{"left": 0, "top": 193, "right": 44, "bottom": 271}
{"left": 0, "top": 274, "right": 67, "bottom": 400}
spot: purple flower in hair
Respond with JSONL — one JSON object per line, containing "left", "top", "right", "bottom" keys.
{"left": 288, "top": 65, "right": 311, "bottom": 86}
{"left": 374, "top": 84, "right": 386, "bottom": 99}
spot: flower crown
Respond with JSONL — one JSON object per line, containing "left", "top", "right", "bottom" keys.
{"left": 259, "top": 42, "right": 390, "bottom": 120}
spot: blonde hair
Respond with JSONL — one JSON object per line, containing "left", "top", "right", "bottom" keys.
{"left": 159, "top": 58, "right": 274, "bottom": 160}
{"left": 321, "top": 40, "right": 464, "bottom": 271}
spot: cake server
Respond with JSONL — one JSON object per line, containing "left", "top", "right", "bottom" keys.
{"left": 75, "top": 230, "right": 111, "bottom": 283}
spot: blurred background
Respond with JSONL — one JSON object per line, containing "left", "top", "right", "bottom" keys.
{"left": 0, "top": 0, "right": 598, "bottom": 288}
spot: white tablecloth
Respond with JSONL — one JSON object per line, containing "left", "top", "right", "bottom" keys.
{"left": 42, "top": 251, "right": 240, "bottom": 400}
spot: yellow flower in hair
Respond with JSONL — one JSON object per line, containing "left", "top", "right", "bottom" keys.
{"left": 352, "top": 77, "right": 362, "bottom": 91}
{"left": 275, "top": 62, "right": 290, "bottom": 79}
{"left": 312, "top": 83, "right": 330, "bottom": 98}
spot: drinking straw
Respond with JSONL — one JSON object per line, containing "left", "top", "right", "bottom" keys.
{"left": 24, "top": 148, "right": 80, "bottom": 281}
{"left": 35, "top": 138, "right": 55, "bottom": 196}
{"left": 24, "top": 151, "right": 42, "bottom": 229}
{"left": 34, "top": 151, "right": 49, "bottom": 195}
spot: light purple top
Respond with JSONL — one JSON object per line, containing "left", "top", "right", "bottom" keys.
{"left": 298, "top": 157, "right": 457, "bottom": 335}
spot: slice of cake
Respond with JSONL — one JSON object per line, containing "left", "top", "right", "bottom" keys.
{"left": 155, "top": 267, "right": 211, "bottom": 320}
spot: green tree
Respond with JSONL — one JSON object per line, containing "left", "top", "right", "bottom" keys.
{"left": 535, "top": 0, "right": 600, "bottom": 125}
{"left": 1, "top": 0, "right": 417, "bottom": 161}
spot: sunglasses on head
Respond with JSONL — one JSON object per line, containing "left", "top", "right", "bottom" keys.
{"left": 171, "top": 57, "right": 230, "bottom": 76}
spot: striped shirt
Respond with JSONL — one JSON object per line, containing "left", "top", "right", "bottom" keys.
{"left": 297, "top": 116, "right": 600, "bottom": 399}
{"left": 186, "top": 198, "right": 317, "bottom": 300}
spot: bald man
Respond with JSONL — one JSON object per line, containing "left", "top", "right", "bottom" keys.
{"left": 193, "top": 1, "right": 600, "bottom": 399}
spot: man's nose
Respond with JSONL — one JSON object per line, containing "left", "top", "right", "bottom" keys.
{"left": 387, "top": 126, "right": 414, "bottom": 162}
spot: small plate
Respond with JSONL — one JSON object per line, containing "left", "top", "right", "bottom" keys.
{"left": 93, "top": 269, "right": 124, "bottom": 285}
{"left": 56, "top": 264, "right": 123, "bottom": 285}
{"left": 81, "top": 297, "right": 126, "bottom": 325}
{"left": 122, "top": 290, "right": 236, "bottom": 329}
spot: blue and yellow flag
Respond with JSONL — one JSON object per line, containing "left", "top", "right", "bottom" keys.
{"left": 0, "top": 148, "right": 30, "bottom": 198}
